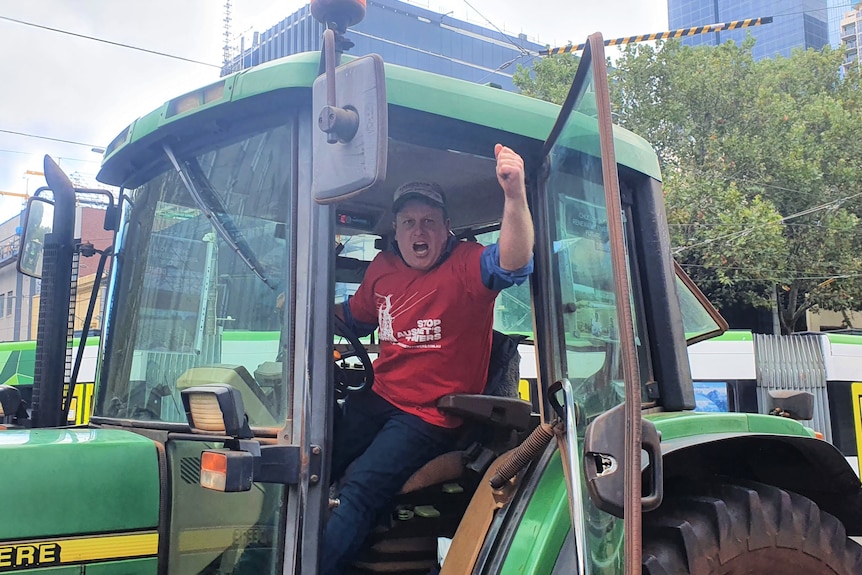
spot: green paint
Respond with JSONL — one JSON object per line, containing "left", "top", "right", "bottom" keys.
{"left": 102, "top": 53, "right": 661, "bottom": 182}
{"left": 500, "top": 450, "right": 570, "bottom": 575}
{"left": 0, "top": 556, "right": 158, "bottom": 575}
{"left": 81, "top": 557, "right": 158, "bottom": 575}
{"left": 0, "top": 349, "right": 35, "bottom": 386}
{"left": 0, "top": 339, "right": 98, "bottom": 389}
{"left": 826, "top": 333, "right": 862, "bottom": 346}
{"left": 647, "top": 411, "right": 812, "bottom": 440}
{"left": 709, "top": 330, "right": 755, "bottom": 342}
{"left": 1, "top": 566, "right": 82, "bottom": 575}
{"left": 0, "top": 429, "right": 160, "bottom": 540}
{"left": 221, "top": 331, "right": 281, "bottom": 342}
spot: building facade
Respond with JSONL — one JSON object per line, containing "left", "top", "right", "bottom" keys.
{"left": 841, "top": 3, "right": 862, "bottom": 73}
{"left": 0, "top": 212, "right": 36, "bottom": 342}
{"left": 0, "top": 207, "right": 112, "bottom": 342}
{"left": 224, "top": 0, "right": 544, "bottom": 91}
{"left": 667, "top": 0, "right": 830, "bottom": 60}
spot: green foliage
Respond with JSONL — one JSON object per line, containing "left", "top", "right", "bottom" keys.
{"left": 516, "top": 38, "right": 862, "bottom": 332}
{"left": 513, "top": 53, "right": 579, "bottom": 105}
{"left": 666, "top": 174, "right": 786, "bottom": 308}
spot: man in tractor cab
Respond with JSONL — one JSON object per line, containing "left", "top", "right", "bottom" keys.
{"left": 324, "top": 144, "right": 535, "bottom": 574}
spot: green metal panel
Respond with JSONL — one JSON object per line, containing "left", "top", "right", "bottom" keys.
{"left": 0, "top": 556, "right": 157, "bottom": 575}
{"left": 100, "top": 53, "right": 661, "bottom": 183}
{"left": 500, "top": 450, "right": 570, "bottom": 575}
{"left": 647, "top": 411, "right": 813, "bottom": 440}
{"left": 80, "top": 557, "right": 158, "bottom": 575}
{"left": 0, "top": 565, "right": 81, "bottom": 575}
{"left": 0, "top": 429, "right": 160, "bottom": 540}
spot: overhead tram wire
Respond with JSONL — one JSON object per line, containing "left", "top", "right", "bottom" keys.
{"left": 459, "top": 0, "right": 531, "bottom": 56}
{"left": 347, "top": 28, "right": 524, "bottom": 76}
{"left": 0, "top": 129, "right": 103, "bottom": 149}
{"left": 672, "top": 190, "right": 862, "bottom": 256}
{"left": 540, "top": 16, "right": 774, "bottom": 55}
{"left": 0, "top": 15, "right": 222, "bottom": 69}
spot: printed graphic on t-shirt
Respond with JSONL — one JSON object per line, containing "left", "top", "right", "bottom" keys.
{"left": 375, "top": 290, "right": 442, "bottom": 348}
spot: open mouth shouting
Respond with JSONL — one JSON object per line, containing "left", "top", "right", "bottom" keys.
{"left": 412, "top": 241, "right": 430, "bottom": 257}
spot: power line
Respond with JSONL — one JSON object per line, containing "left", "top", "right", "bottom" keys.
{"left": 348, "top": 28, "right": 518, "bottom": 77}
{"left": 476, "top": 53, "right": 533, "bottom": 85}
{"left": 0, "top": 128, "right": 102, "bottom": 149}
{"left": 678, "top": 262, "right": 862, "bottom": 282}
{"left": 0, "top": 15, "right": 222, "bottom": 69}
{"left": 680, "top": 262, "right": 862, "bottom": 276}
{"left": 673, "top": 190, "right": 862, "bottom": 255}
{"left": 459, "top": 0, "right": 530, "bottom": 55}
{"left": 0, "top": 148, "right": 99, "bottom": 164}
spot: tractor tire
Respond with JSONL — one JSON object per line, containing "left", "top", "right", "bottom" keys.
{"left": 642, "top": 478, "right": 862, "bottom": 574}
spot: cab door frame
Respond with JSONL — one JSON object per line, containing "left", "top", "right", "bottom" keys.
{"left": 531, "top": 33, "right": 644, "bottom": 574}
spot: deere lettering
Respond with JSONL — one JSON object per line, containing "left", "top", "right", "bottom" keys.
{"left": 0, "top": 543, "right": 60, "bottom": 571}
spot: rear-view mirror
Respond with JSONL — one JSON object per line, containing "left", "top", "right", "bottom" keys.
{"left": 312, "top": 54, "right": 388, "bottom": 203}
{"left": 17, "top": 196, "right": 55, "bottom": 279}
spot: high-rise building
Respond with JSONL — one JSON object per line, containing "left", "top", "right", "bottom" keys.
{"left": 840, "top": 3, "right": 862, "bottom": 73}
{"left": 223, "top": 0, "right": 544, "bottom": 91}
{"left": 667, "top": 0, "right": 830, "bottom": 60}
{"left": 827, "top": 0, "right": 848, "bottom": 47}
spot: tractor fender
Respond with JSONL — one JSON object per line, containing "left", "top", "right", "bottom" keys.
{"left": 654, "top": 431, "right": 862, "bottom": 535}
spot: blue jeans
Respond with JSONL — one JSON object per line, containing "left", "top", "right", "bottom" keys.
{"left": 322, "top": 390, "right": 458, "bottom": 575}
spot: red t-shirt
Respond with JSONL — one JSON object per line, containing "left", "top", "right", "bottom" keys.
{"left": 348, "top": 241, "right": 498, "bottom": 427}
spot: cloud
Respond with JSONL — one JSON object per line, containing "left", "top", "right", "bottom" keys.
{"left": 0, "top": 0, "right": 225, "bottom": 221}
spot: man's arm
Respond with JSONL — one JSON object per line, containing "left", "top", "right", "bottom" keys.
{"left": 336, "top": 300, "right": 378, "bottom": 338}
{"left": 495, "top": 144, "right": 534, "bottom": 271}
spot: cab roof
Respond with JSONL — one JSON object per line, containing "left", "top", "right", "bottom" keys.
{"left": 98, "top": 51, "right": 660, "bottom": 187}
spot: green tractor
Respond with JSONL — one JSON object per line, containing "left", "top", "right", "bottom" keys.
{"left": 1, "top": 3, "right": 860, "bottom": 574}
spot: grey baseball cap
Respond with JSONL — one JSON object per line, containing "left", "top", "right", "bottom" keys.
{"left": 392, "top": 181, "right": 446, "bottom": 213}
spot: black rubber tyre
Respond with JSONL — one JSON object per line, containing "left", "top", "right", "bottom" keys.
{"left": 642, "top": 479, "right": 862, "bottom": 574}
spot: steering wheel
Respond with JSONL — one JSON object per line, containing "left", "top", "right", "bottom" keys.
{"left": 334, "top": 314, "right": 374, "bottom": 396}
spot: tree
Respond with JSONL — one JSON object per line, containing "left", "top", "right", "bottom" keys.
{"left": 513, "top": 53, "right": 579, "bottom": 105}
{"left": 515, "top": 38, "right": 862, "bottom": 332}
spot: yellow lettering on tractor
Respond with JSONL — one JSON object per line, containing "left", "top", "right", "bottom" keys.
{"left": 37, "top": 543, "right": 59, "bottom": 564}
{"left": 14, "top": 546, "right": 35, "bottom": 566}
{"left": 0, "top": 543, "right": 61, "bottom": 570}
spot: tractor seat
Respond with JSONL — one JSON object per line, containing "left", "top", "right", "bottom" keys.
{"left": 399, "top": 393, "right": 533, "bottom": 494}
{"left": 398, "top": 330, "right": 533, "bottom": 495}
{"left": 352, "top": 336, "right": 533, "bottom": 572}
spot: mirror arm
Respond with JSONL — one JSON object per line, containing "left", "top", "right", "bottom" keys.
{"left": 318, "top": 28, "right": 360, "bottom": 144}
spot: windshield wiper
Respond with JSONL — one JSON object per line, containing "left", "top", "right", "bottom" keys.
{"left": 163, "top": 143, "right": 276, "bottom": 289}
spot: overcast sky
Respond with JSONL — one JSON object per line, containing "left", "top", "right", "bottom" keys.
{"left": 0, "top": 0, "right": 667, "bottom": 223}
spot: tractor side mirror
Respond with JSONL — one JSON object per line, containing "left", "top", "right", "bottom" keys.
{"left": 17, "top": 196, "right": 55, "bottom": 279}
{"left": 312, "top": 52, "right": 387, "bottom": 203}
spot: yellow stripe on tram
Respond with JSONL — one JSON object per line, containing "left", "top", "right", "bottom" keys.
{"left": 851, "top": 383, "right": 862, "bottom": 477}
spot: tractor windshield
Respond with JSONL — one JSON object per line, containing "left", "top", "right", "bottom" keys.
{"left": 94, "top": 120, "right": 294, "bottom": 429}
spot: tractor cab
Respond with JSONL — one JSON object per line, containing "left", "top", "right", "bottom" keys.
{"left": 5, "top": 1, "right": 861, "bottom": 572}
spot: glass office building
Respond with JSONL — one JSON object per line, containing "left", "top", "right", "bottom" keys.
{"left": 667, "top": 0, "right": 830, "bottom": 59}
{"left": 223, "top": 0, "right": 544, "bottom": 91}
